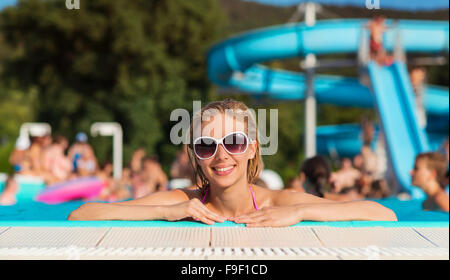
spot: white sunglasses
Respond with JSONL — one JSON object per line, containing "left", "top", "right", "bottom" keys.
{"left": 193, "top": 131, "right": 253, "bottom": 160}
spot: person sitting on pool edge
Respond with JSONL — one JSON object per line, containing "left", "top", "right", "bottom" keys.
{"left": 68, "top": 99, "right": 397, "bottom": 226}
{"left": 411, "top": 152, "right": 449, "bottom": 212}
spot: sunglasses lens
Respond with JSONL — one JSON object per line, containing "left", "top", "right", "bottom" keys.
{"left": 223, "top": 133, "right": 248, "bottom": 154}
{"left": 194, "top": 138, "right": 217, "bottom": 159}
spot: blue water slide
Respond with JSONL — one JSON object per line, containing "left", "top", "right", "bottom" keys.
{"left": 207, "top": 19, "right": 449, "bottom": 113}
{"left": 209, "top": 19, "right": 449, "bottom": 82}
{"left": 367, "top": 61, "right": 431, "bottom": 198}
{"left": 207, "top": 18, "right": 449, "bottom": 198}
{"left": 229, "top": 65, "right": 449, "bottom": 116}
{"left": 316, "top": 124, "right": 447, "bottom": 160}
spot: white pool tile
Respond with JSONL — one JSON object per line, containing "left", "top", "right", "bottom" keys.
{"left": 313, "top": 227, "right": 436, "bottom": 248}
{"left": 0, "top": 227, "right": 109, "bottom": 248}
{"left": 98, "top": 227, "right": 210, "bottom": 248}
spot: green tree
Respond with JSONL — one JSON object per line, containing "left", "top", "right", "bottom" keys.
{"left": 0, "top": 0, "right": 226, "bottom": 169}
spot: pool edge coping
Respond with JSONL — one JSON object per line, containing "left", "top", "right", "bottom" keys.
{"left": 0, "top": 220, "right": 448, "bottom": 228}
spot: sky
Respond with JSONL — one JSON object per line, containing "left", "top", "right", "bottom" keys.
{"left": 246, "top": 0, "right": 449, "bottom": 11}
{"left": 0, "top": 0, "right": 16, "bottom": 10}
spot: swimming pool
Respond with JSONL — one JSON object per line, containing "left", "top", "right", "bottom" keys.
{"left": 0, "top": 184, "right": 447, "bottom": 260}
{"left": 0, "top": 175, "right": 447, "bottom": 249}
{"left": 0, "top": 174, "right": 448, "bottom": 225}
{"left": 0, "top": 201, "right": 447, "bottom": 260}
{"left": 0, "top": 195, "right": 447, "bottom": 227}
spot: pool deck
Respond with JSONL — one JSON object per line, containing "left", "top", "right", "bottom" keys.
{"left": 0, "top": 221, "right": 448, "bottom": 260}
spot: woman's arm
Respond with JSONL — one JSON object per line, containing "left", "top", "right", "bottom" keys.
{"left": 68, "top": 189, "right": 189, "bottom": 221}
{"left": 232, "top": 190, "right": 396, "bottom": 227}
{"left": 295, "top": 200, "right": 397, "bottom": 222}
{"left": 68, "top": 189, "right": 226, "bottom": 224}
{"left": 277, "top": 190, "right": 397, "bottom": 221}
{"left": 67, "top": 203, "right": 166, "bottom": 221}
{"left": 157, "top": 167, "right": 169, "bottom": 191}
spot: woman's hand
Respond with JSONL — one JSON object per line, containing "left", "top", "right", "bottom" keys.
{"left": 163, "top": 198, "right": 226, "bottom": 225}
{"left": 230, "top": 205, "right": 303, "bottom": 227}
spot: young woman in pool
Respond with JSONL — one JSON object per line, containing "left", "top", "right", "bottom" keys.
{"left": 68, "top": 99, "right": 397, "bottom": 226}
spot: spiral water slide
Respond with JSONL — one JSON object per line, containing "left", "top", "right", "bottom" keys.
{"left": 207, "top": 19, "right": 449, "bottom": 197}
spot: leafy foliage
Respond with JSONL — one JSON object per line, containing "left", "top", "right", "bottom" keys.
{"left": 0, "top": 0, "right": 226, "bottom": 170}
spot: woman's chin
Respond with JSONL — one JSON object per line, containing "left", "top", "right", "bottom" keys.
{"left": 208, "top": 173, "right": 242, "bottom": 189}
{"left": 209, "top": 178, "right": 237, "bottom": 188}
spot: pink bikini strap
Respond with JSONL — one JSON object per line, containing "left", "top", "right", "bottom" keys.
{"left": 249, "top": 184, "right": 259, "bottom": 210}
{"left": 201, "top": 184, "right": 258, "bottom": 210}
{"left": 201, "top": 187, "right": 209, "bottom": 204}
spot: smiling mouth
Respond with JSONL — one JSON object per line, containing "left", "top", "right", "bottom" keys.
{"left": 212, "top": 165, "right": 236, "bottom": 176}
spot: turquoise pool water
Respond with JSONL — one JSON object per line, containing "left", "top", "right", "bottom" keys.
{"left": 0, "top": 181, "right": 448, "bottom": 227}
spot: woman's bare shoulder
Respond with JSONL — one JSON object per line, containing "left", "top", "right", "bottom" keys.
{"left": 251, "top": 185, "right": 282, "bottom": 208}
{"left": 263, "top": 188, "right": 335, "bottom": 207}
{"left": 179, "top": 187, "right": 203, "bottom": 200}
{"left": 116, "top": 188, "right": 200, "bottom": 206}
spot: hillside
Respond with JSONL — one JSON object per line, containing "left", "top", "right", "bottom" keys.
{"left": 219, "top": 0, "right": 449, "bottom": 36}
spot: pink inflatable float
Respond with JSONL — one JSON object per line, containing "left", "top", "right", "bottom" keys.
{"left": 36, "top": 177, "right": 105, "bottom": 204}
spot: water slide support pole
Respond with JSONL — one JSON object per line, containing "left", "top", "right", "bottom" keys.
{"left": 113, "top": 126, "right": 123, "bottom": 180}
{"left": 303, "top": 2, "right": 317, "bottom": 158}
{"left": 19, "top": 123, "right": 52, "bottom": 138}
{"left": 90, "top": 122, "right": 123, "bottom": 180}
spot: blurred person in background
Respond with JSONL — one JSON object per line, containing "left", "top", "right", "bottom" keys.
{"left": 438, "top": 138, "right": 449, "bottom": 165}
{"left": 444, "top": 170, "right": 449, "bottom": 194}
{"left": 130, "top": 148, "right": 146, "bottom": 176}
{"left": 120, "top": 167, "right": 132, "bottom": 188}
{"left": 96, "top": 161, "right": 113, "bottom": 183}
{"left": 9, "top": 135, "right": 31, "bottom": 174}
{"left": 359, "top": 117, "right": 379, "bottom": 175}
{"left": 353, "top": 154, "right": 364, "bottom": 171}
{"left": 169, "top": 146, "right": 195, "bottom": 189}
{"left": 110, "top": 166, "right": 133, "bottom": 202}
{"left": 41, "top": 135, "right": 72, "bottom": 185}
{"left": 440, "top": 138, "right": 450, "bottom": 193}
{"left": 285, "top": 176, "right": 305, "bottom": 193}
{"left": 358, "top": 117, "right": 388, "bottom": 192}
{"left": 330, "top": 158, "right": 362, "bottom": 194}
{"left": 300, "top": 155, "right": 331, "bottom": 197}
{"left": 365, "top": 179, "right": 390, "bottom": 199}
{"left": 170, "top": 146, "right": 194, "bottom": 180}
{"left": 95, "top": 162, "right": 133, "bottom": 202}
{"left": 142, "top": 156, "right": 168, "bottom": 192}
{"left": 0, "top": 176, "right": 19, "bottom": 206}
{"left": 360, "top": 117, "right": 375, "bottom": 147}
{"left": 107, "top": 181, "right": 133, "bottom": 202}
{"left": 409, "top": 66, "right": 427, "bottom": 128}
{"left": 367, "top": 15, "right": 393, "bottom": 66}
{"left": 411, "top": 152, "right": 449, "bottom": 212}
{"left": 132, "top": 155, "right": 168, "bottom": 198}
{"left": 129, "top": 148, "right": 146, "bottom": 196}
{"left": 41, "top": 134, "right": 53, "bottom": 151}
{"left": 96, "top": 161, "right": 114, "bottom": 201}
{"left": 27, "top": 136, "right": 45, "bottom": 176}
{"left": 9, "top": 137, "right": 40, "bottom": 177}
{"left": 360, "top": 145, "right": 378, "bottom": 179}
{"left": 68, "top": 132, "right": 98, "bottom": 177}
{"left": 355, "top": 148, "right": 390, "bottom": 200}
{"left": 300, "top": 155, "right": 361, "bottom": 201}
